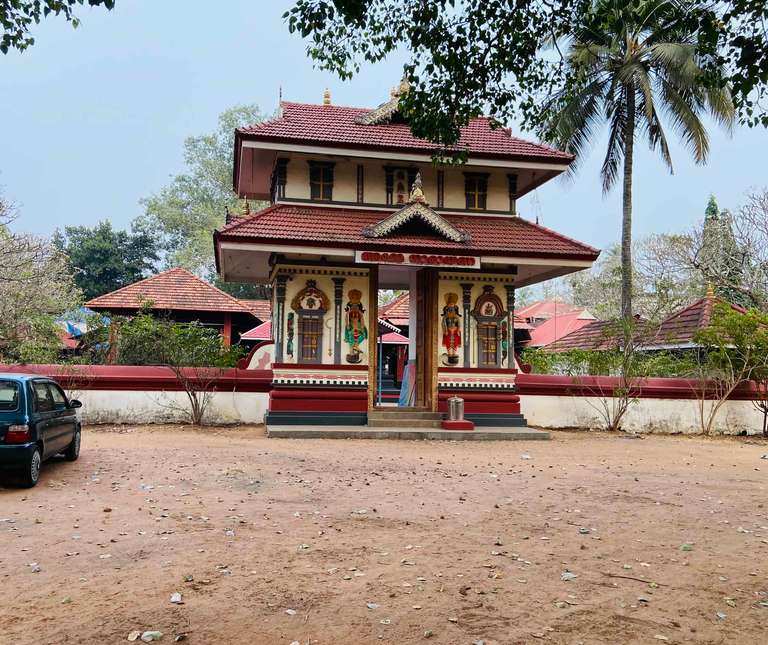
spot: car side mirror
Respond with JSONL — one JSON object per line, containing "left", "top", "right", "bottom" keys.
{"left": 69, "top": 399, "right": 83, "bottom": 409}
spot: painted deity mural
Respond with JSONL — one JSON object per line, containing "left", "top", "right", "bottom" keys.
{"left": 344, "top": 289, "right": 368, "bottom": 363}
{"left": 441, "top": 292, "right": 461, "bottom": 365}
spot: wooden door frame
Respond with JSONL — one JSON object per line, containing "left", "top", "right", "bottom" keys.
{"left": 415, "top": 268, "right": 439, "bottom": 412}
{"left": 368, "top": 267, "right": 439, "bottom": 413}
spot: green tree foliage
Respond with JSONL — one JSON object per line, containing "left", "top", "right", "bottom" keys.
{"left": 562, "top": 235, "right": 700, "bottom": 322}
{"left": 677, "top": 192, "right": 768, "bottom": 309}
{"left": 116, "top": 311, "right": 243, "bottom": 425}
{"left": 286, "top": 0, "right": 767, "bottom": 140}
{"left": 693, "top": 303, "right": 768, "bottom": 434}
{"left": 700, "top": 0, "right": 768, "bottom": 128}
{"left": 135, "top": 105, "right": 269, "bottom": 294}
{"left": 116, "top": 312, "right": 241, "bottom": 369}
{"left": 698, "top": 196, "right": 749, "bottom": 307}
{"left": 0, "top": 194, "right": 81, "bottom": 363}
{"left": 1, "top": 0, "right": 114, "bottom": 53}
{"left": 541, "top": 0, "right": 734, "bottom": 320}
{"left": 53, "top": 220, "right": 159, "bottom": 299}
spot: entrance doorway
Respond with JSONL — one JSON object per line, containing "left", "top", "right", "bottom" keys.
{"left": 374, "top": 266, "right": 438, "bottom": 411}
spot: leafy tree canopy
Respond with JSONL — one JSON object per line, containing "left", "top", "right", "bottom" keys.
{"left": 1, "top": 0, "right": 114, "bottom": 54}
{"left": 135, "top": 104, "right": 269, "bottom": 298}
{"left": 286, "top": 0, "right": 768, "bottom": 148}
{"left": 1, "top": 193, "right": 82, "bottom": 362}
{"left": 116, "top": 311, "right": 242, "bottom": 369}
{"left": 54, "top": 220, "right": 159, "bottom": 299}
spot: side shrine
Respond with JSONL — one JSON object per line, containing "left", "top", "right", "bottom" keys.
{"left": 214, "top": 84, "right": 599, "bottom": 431}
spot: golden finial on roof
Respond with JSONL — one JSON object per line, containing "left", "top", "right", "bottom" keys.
{"left": 323, "top": 88, "right": 331, "bottom": 105}
{"left": 706, "top": 282, "right": 715, "bottom": 298}
{"left": 242, "top": 198, "right": 250, "bottom": 216}
{"left": 409, "top": 172, "right": 427, "bottom": 204}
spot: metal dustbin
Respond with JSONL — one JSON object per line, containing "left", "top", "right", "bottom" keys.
{"left": 447, "top": 396, "right": 465, "bottom": 421}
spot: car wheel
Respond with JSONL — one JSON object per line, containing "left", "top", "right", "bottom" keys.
{"left": 64, "top": 429, "right": 81, "bottom": 462}
{"left": 20, "top": 447, "right": 42, "bottom": 488}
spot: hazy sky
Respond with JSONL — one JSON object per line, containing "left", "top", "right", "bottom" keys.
{"left": 1, "top": 0, "right": 766, "bottom": 255}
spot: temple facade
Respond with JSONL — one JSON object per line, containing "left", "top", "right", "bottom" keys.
{"left": 215, "top": 85, "right": 599, "bottom": 428}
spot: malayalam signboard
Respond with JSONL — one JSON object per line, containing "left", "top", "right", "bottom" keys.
{"left": 355, "top": 250, "right": 480, "bottom": 269}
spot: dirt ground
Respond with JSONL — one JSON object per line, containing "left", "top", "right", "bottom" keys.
{"left": 1, "top": 427, "right": 767, "bottom": 645}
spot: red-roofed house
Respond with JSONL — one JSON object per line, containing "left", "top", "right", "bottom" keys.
{"left": 379, "top": 292, "right": 411, "bottom": 327}
{"left": 515, "top": 300, "right": 584, "bottom": 327}
{"left": 214, "top": 84, "right": 599, "bottom": 429}
{"left": 86, "top": 268, "right": 268, "bottom": 347}
{"left": 544, "top": 291, "right": 745, "bottom": 353}
{"left": 526, "top": 309, "right": 598, "bottom": 348}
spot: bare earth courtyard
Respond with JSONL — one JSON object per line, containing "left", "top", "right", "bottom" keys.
{"left": 1, "top": 427, "right": 767, "bottom": 645}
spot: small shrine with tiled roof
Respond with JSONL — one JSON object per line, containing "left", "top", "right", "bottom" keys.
{"left": 215, "top": 85, "right": 600, "bottom": 429}
{"left": 86, "top": 268, "right": 268, "bottom": 347}
{"left": 543, "top": 289, "right": 746, "bottom": 354}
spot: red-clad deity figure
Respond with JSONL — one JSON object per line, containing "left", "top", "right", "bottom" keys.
{"left": 441, "top": 292, "right": 461, "bottom": 365}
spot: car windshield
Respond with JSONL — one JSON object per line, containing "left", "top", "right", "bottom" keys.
{"left": 0, "top": 380, "right": 20, "bottom": 411}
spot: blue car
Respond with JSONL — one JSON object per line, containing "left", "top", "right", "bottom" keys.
{"left": 0, "top": 374, "right": 82, "bottom": 488}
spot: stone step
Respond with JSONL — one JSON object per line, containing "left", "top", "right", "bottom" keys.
{"left": 267, "top": 426, "right": 550, "bottom": 441}
{"left": 368, "top": 410, "right": 442, "bottom": 420}
{"left": 367, "top": 418, "right": 443, "bottom": 428}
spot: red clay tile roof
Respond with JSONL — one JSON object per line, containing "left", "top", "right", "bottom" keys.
{"left": 238, "top": 299, "right": 272, "bottom": 321}
{"left": 237, "top": 102, "right": 574, "bottom": 163}
{"left": 217, "top": 204, "right": 599, "bottom": 260}
{"left": 378, "top": 291, "right": 534, "bottom": 329}
{"left": 545, "top": 295, "right": 747, "bottom": 352}
{"left": 516, "top": 300, "right": 584, "bottom": 322}
{"left": 543, "top": 320, "right": 627, "bottom": 352}
{"left": 379, "top": 292, "right": 410, "bottom": 324}
{"left": 526, "top": 310, "right": 597, "bottom": 347}
{"left": 241, "top": 320, "right": 272, "bottom": 341}
{"left": 649, "top": 295, "right": 746, "bottom": 348}
{"left": 86, "top": 268, "right": 253, "bottom": 314}
{"left": 380, "top": 331, "right": 409, "bottom": 344}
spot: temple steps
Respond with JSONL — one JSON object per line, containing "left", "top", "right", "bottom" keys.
{"left": 367, "top": 410, "right": 441, "bottom": 420}
{"left": 367, "top": 409, "right": 443, "bottom": 428}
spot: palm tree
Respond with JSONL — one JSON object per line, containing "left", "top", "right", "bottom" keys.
{"left": 541, "top": 0, "right": 734, "bottom": 320}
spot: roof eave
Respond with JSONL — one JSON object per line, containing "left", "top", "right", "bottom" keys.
{"left": 215, "top": 232, "right": 598, "bottom": 263}
{"left": 236, "top": 131, "right": 575, "bottom": 167}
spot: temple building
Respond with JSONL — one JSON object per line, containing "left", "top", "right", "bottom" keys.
{"left": 214, "top": 84, "right": 599, "bottom": 430}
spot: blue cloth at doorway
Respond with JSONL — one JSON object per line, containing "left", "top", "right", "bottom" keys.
{"left": 398, "top": 360, "right": 416, "bottom": 407}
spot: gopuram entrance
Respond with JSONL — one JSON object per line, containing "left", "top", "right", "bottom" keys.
{"left": 214, "top": 85, "right": 600, "bottom": 436}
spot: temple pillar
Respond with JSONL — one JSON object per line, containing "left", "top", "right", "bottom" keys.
{"left": 504, "top": 284, "right": 516, "bottom": 368}
{"left": 408, "top": 270, "right": 418, "bottom": 361}
{"left": 332, "top": 277, "right": 346, "bottom": 364}
{"left": 223, "top": 312, "right": 232, "bottom": 348}
{"left": 460, "top": 283, "right": 473, "bottom": 367}
{"left": 367, "top": 266, "right": 379, "bottom": 410}
{"left": 274, "top": 273, "right": 289, "bottom": 363}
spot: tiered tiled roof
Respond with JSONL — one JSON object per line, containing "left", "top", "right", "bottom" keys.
{"left": 86, "top": 268, "right": 253, "bottom": 314}
{"left": 237, "top": 102, "right": 574, "bottom": 163}
{"left": 216, "top": 204, "right": 599, "bottom": 260}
